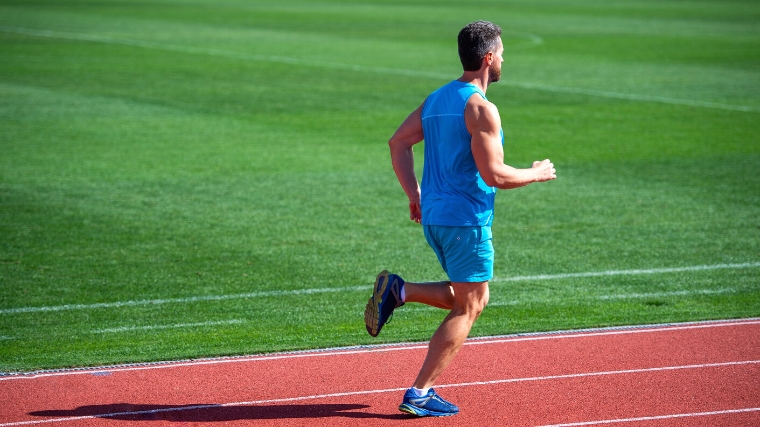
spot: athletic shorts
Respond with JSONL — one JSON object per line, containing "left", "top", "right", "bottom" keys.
{"left": 422, "top": 225, "right": 494, "bottom": 283}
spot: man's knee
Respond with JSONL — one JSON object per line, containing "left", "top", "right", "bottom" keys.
{"left": 480, "top": 285, "right": 490, "bottom": 308}
{"left": 470, "top": 295, "right": 489, "bottom": 318}
{"left": 451, "top": 281, "right": 489, "bottom": 319}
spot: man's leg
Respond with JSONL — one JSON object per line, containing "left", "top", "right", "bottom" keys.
{"left": 403, "top": 280, "right": 455, "bottom": 310}
{"left": 410, "top": 281, "right": 489, "bottom": 389}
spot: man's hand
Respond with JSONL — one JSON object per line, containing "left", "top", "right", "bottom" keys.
{"left": 409, "top": 200, "right": 422, "bottom": 223}
{"left": 531, "top": 159, "right": 557, "bottom": 182}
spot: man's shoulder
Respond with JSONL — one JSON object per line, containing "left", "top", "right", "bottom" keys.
{"left": 465, "top": 92, "right": 493, "bottom": 107}
{"left": 465, "top": 95, "right": 499, "bottom": 120}
{"left": 463, "top": 91, "right": 501, "bottom": 136}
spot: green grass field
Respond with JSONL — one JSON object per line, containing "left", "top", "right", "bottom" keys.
{"left": 1, "top": 0, "right": 759, "bottom": 373}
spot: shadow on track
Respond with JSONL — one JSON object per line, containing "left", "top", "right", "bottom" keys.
{"left": 30, "top": 403, "right": 413, "bottom": 421}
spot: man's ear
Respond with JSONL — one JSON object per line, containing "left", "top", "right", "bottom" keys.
{"left": 484, "top": 51, "right": 494, "bottom": 67}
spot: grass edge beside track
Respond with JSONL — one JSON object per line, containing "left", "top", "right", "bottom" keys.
{"left": 3, "top": 317, "right": 759, "bottom": 378}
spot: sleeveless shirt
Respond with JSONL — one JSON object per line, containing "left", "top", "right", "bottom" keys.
{"left": 420, "top": 80, "right": 501, "bottom": 226}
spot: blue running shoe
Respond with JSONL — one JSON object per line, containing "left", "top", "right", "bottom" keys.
{"left": 364, "top": 270, "right": 405, "bottom": 337}
{"left": 398, "top": 388, "right": 459, "bottom": 417}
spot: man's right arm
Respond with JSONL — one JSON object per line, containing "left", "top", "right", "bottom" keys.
{"left": 389, "top": 104, "right": 425, "bottom": 223}
{"left": 467, "top": 97, "right": 556, "bottom": 189}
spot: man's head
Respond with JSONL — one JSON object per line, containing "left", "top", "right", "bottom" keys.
{"left": 458, "top": 21, "right": 503, "bottom": 81}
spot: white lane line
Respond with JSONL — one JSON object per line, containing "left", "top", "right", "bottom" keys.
{"left": 2, "top": 319, "right": 759, "bottom": 380}
{"left": 1, "top": 26, "right": 757, "bottom": 113}
{"left": 537, "top": 407, "right": 760, "bottom": 427}
{"left": 2, "top": 262, "right": 758, "bottom": 315}
{"left": 92, "top": 319, "right": 244, "bottom": 333}
{"left": 464, "top": 320, "right": 760, "bottom": 347}
{"left": 1, "top": 360, "right": 758, "bottom": 426}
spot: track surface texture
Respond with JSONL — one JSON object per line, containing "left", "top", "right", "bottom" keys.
{"left": 2, "top": 319, "right": 759, "bottom": 426}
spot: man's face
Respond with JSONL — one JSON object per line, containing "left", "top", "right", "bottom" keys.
{"left": 488, "top": 37, "right": 505, "bottom": 83}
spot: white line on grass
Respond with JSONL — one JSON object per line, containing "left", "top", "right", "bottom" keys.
{"left": 595, "top": 288, "right": 734, "bottom": 300}
{"left": 501, "top": 30, "right": 544, "bottom": 49}
{"left": 2, "top": 262, "right": 758, "bottom": 315}
{"left": 447, "top": 287, "right": 736, "bottom": 309}
{"left": 92, "top": 319, "right": 245, "bottom": 333}
{"left": 537, "top": 407, "right": 760, "bottom": 427}
{"left": 1, "top": 26, "right": 757, "bottom": 113}
{"left": 3, "top": 319, "right": 759, "bottom": 380}
{"left": 504, "top": 81, "right": 760, "bottom": 112}
{"left": 490, "top": 262, "right": 760, "bottom": 282}
{"left": 1, "top": 319, "right": 247, "bottom": 342}
{"left": 0, "top": 286, "right": 367, "bottom": 315}
{"left": 1, "top": 360, "right": 758, "bottom": 426}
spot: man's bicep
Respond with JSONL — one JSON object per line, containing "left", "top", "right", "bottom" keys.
{"left": 472, "top": 130, "right": 504, "bottom": 179}
{"left": 465, "top": 97, "right": 501, "bottom": 136}
{"left": 468, "top": 101, "right": 504, "bottom": 181}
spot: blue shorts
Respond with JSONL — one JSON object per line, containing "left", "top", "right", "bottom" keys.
{"left": 423, "top": 225, "right": 494, "bottom": 283}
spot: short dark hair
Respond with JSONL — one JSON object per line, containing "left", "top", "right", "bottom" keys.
{"left": 457, "top": 21, "right": 502, "bottom": 71}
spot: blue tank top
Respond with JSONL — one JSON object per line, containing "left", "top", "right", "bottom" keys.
{"left": 420, "top": 80, "right": 501, "bottom": 226}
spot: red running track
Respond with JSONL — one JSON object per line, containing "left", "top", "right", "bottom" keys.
{"left": 2, "top": 319, "right": 759, "bottom": 426}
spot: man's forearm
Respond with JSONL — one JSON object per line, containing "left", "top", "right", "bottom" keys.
{"left": 390, "top": 145, "right": 421, "bottom": 202}
{"left": 489, "top": 164, "right": 539, "bottom": 189}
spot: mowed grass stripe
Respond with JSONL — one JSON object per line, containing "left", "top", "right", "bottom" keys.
{"left": 2, "top": 262, "right": 757, "bottom": 315}
{"left": 92, "top": 319, "right": 245, "bottom": 334}
{"left": 1, "top": 25, "right": 756, "bottom": 113}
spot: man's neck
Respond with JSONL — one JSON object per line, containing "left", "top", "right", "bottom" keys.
{"left": 458, "top": 70, "right": 490, "bottom": 95}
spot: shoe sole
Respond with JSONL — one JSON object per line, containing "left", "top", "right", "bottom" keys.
{"left": 364, "top": 270, "right": 389, "bottom": 337}
{"left": 398, "top": 403, "right": 457, "bottom": 417}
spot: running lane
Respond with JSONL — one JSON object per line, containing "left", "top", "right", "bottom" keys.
{"left": 1, "top": 319, "right": 759, "bottom": 426}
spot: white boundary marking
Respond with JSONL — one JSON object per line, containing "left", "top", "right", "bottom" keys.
{"left": 537, "top": 407, "right": 760, "bottom": 427}
{"left": 464, "top": 319, "right": 760, "bottom": 348}
{"left": 1, "top": 26, "right": 757, "bottom": 113}
{"left": 2, "top": 318, "right": 759, "bottom": 380}
{"left": 1, "top": 360, "right": 758, "bottom": 426}
{"left": 505, "top": 81, "right": 760, "bottom": 112}
{"left": 501, "top": 30, "right": 544, "bottom": 49}
{"left": 451, "top": 287, "right": 735, "bottom": 309}
{"left": 2, "top": 262, "right": 758, "bottom": 315}
{"left": 595, "top": 288, "right": 733, "bottom": 300}
{"left": 0, "top": 286, "right": 367, "bottom": 314}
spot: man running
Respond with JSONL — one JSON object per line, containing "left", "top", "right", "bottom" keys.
{"left": 364, "top": 21, "right": 556, "bottom": 417}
